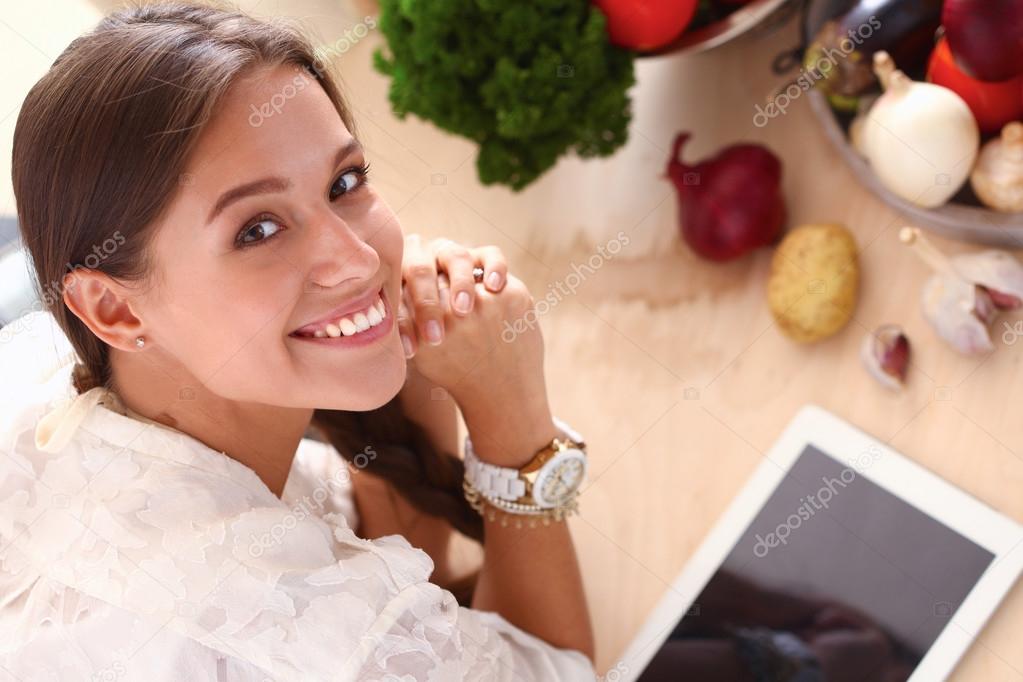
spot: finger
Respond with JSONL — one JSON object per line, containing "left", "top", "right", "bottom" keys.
{"left": 397, "top": 284, "right": 418, "bottom": 359}
{"left": 437, "top": 271, "right": 451, "bottom": 312}
{"left": 433, "top": 239, "right": 476, "bottom": 316}
{"left": 472, "top": 245, "right": 508, "bottom": 292}
{"left": 402, "top": 237, "right": 445, "bottom": 346}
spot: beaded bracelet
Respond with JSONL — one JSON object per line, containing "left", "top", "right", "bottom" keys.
{"left": 462, "top": 479, "right": 580, "bottom": 528}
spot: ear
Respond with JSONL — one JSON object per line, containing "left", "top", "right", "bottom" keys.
{"left": 62, "top": 268, "right": 144, "bottom": 352}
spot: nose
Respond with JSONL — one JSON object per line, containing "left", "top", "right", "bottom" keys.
{"left": 303, "top": 210, "right": 381, "bottom": 290}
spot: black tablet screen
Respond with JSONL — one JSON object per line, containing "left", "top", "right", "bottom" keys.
{"left": 637, "top": 444, "right": 995, "bottom": 682}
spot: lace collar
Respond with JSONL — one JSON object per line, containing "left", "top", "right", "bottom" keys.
{"left": 33, "top": 377, "right": 283, "bottom": 507}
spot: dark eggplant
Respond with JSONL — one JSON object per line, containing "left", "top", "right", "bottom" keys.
{"left": 778, "top": 0, "right": 943, "bottom": 111}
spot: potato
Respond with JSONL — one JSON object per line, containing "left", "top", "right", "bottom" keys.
{"left": 767, "top": 223, "right": 859, "bottom": 343}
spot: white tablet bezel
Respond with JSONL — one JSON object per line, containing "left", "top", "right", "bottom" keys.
{"left": 618, "top": 404, "right": 1023, "bottom": 682}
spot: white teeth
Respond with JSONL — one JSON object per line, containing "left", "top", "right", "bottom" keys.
{"left": 299, "top": 292, "right": 387, "bottom": 338}
{"left": 338, "top": 317, "right": 358, "bottom": 336}
{"left": 366, "top": 305, "right": 382, "bottom": 325}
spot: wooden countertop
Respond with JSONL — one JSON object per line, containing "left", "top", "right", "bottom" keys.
{"left": 6, "top": 2, "right": 1022, "bottom": 678}
{"left": 330, "top": 13, "right": 1023, "bottom": 679}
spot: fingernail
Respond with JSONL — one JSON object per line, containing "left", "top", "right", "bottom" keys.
{"left": 487, "top": 271, "right": 502, "bottom": 289}
{"left": 401, "top": 334, "right": 414, "bottom": 358}
{"left": 454, "top": 291, "right": 471, "bottom": 314}
{"left": 426, "top": 320, "right": 443, "bottom": 345}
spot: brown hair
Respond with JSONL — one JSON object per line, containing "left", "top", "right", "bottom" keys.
{"left": 11, "top": 1, "right": 484, "bottom": 561}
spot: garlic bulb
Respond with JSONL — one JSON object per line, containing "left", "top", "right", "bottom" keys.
{"left": 859, "top": 52, "right": 979, "bottom": 208}
{"left": 919, "top": 272, "right": 996, "bottom": 354}
{"left": 900, "top": 226, "right": 1023, "bottom": 354}
{"left": 971, "top": 122, "right": 1023, "bottom": 212}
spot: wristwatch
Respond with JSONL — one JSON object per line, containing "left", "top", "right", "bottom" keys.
{"left": 463, "top": 416, "right": 588, "bottom": 510}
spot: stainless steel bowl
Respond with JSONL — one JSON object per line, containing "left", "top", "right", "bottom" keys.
{"left": 807, "top": 89, "right": 1023, "bottom": 248}
{"left": 638, "top": 0, "right": 798, "bottom": 57}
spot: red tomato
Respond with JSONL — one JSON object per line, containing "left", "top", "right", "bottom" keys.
{"left": 927, "top": 36, "right": 1023, "bottom": 134}
{"left": 593, "top": 0, "right": 699, "bottom": 51}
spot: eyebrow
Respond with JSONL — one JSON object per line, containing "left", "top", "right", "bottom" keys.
{"left": 205, "top": 138, "right": 364, "bottom": 224}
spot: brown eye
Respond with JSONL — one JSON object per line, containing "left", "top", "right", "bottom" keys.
{"left": 329, "top": 163, "right": 370, "bottom": 201}
{"left": 236, "top": 215, "right": 283, "bottom": 248}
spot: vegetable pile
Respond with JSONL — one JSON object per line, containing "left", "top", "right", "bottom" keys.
{"left": 805, "top": 0, "right": 1023, "bottom": 213}
{"left": 373, "top": 0, "right": 635, "bottom": 191}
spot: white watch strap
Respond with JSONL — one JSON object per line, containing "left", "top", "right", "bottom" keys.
{"left": 463, "top": 416, "right": 583, "bottom": 502}
{"left": 463, "top": 454, "right": 528, "bottom": 501}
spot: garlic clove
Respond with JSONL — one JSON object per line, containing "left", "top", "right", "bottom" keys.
{"left": 949, "top": 250, "right": 1023, "bottom": 310}
{"left": 861, "top": 325, "right": 910, "bottom": 390}
{"left": 921, "top": 273, "right": 995, "bottom": 354}
{"left": 972, "top": 284, "right": 999, "bottom": 326}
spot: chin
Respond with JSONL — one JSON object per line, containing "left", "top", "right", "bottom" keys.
{"left": 331, "top": 355, "right": 408, "bottom": 412}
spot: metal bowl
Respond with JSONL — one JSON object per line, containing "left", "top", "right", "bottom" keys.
{"left": 807, "top": 89, "right": 1023, "bottom": 248}
{"left": 638, "top": 0, "right": 798, "bottom": 57}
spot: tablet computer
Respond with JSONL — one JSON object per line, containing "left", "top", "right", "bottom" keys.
{"left": 618, "top": 404, "right": 1023, "bottom": 682}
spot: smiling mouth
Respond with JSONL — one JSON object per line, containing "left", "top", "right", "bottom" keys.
{"left": 289, "top": 289, "right": 388, "bottom": 338}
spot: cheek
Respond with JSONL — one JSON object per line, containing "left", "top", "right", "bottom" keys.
{"left": 150, "top": 250, "right": 300, "bottom": 374}
{"left": 363, "top": 201, "right": 404, "bottom": 269}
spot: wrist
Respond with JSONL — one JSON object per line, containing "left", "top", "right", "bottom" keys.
{"left": 462, "top": 413, "right": 588, "bottom": 523}
{"left": 462, "top": 405, "right": 558, "bottom": 468}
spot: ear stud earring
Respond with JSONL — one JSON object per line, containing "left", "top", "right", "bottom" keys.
{"left": 135, "top": 336, "right": 146, "bottom": 349}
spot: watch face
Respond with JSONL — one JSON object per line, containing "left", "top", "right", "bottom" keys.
{"left": 533, "top": 449, "right": 587, "bottom": 507}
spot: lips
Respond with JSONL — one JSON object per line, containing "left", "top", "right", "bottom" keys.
{"left": 289, "top": 287, "right": 387, "bottom": 338}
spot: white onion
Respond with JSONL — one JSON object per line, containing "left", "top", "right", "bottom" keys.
{"left": 859, "top": 52, "right": 979, "bottom": 208}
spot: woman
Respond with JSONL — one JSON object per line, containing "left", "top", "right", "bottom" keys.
{"left": 0, "top": 2, "right": 595, "bottom": 679}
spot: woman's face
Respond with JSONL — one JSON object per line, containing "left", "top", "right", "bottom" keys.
{"left": 136, "top": 63, "right": 406, "bottom": 411}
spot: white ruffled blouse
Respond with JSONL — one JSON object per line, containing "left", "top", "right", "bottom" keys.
{"left": 0, "top": 311, "right": 595, "bottom": 681}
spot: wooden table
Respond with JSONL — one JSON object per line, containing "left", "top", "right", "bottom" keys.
{"left": 8, "top": 2, "right": 1023, "bottom": 678}
{"left": 327, "top": 13, "right": 1023, "bottom": 680}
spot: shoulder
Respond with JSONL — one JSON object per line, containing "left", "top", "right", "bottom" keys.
{"left": 1, "top": 423, "right": 437, "bottom": 678}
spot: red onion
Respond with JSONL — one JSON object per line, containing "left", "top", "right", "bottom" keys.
{"left": 666, "top": 132, "right": 786, "bottom": 262}
{"left": 943, "top": 0, "right": 1023, "bottom": 82}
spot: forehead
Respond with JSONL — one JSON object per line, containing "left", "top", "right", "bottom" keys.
{"left": 183, "top": 63, "right": 351, "bottom": 185}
